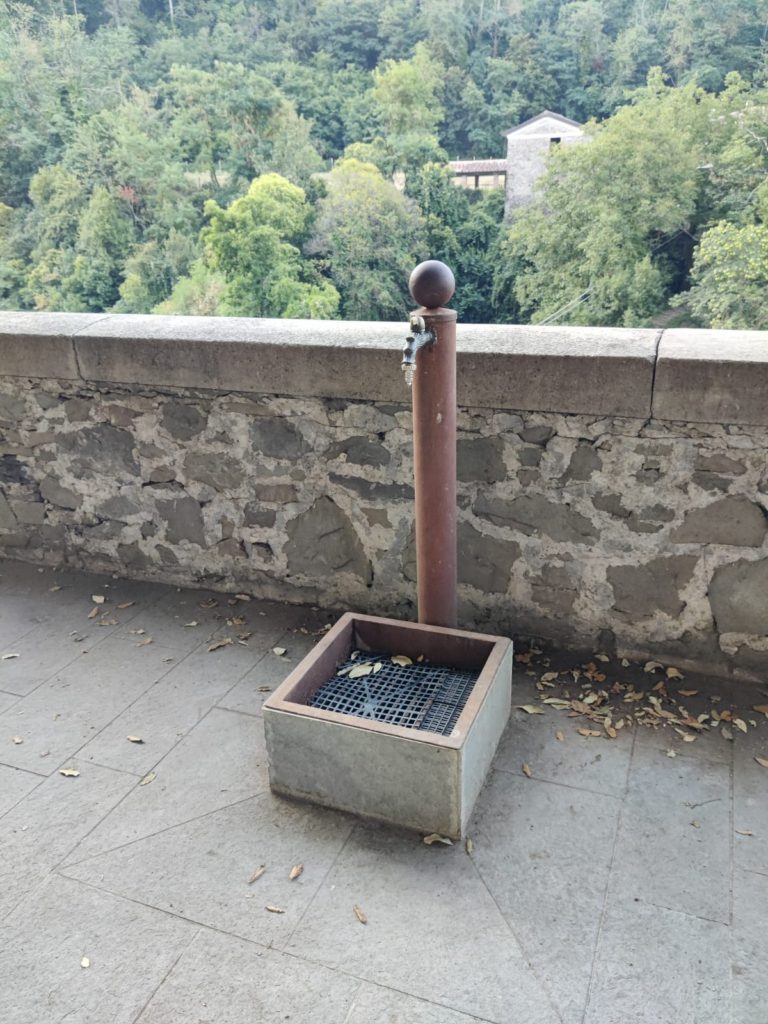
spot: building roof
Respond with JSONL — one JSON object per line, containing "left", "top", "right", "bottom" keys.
{"left": 447, "top": 159, "right": 508, "bottom": 174}
{"left": 502, "top": 110, "right": 582, "bottom": 136}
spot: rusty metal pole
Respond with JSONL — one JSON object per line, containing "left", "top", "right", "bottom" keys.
{"left": 406, "top": 261, "right": 457, "bottom": 629}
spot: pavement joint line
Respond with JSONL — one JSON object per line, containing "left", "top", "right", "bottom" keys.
{"left": 58, "top": 792, "right": 264, "bottom": 870}
{"left": 467, "top": 851, "right": 566, "bottom": 1024}
{"left": 0, "top": 759, "right": 49, "bottom": 778}
{"left": 490, "top": 763, "right": 624, "bottom": 803}
{"left": 51, "top": 871, "right": 502, "bottom": 1024}
{"left": 131, "top": 925, "right": 202, "bottom": 1024}
{"left": 618, "top": 895, "right": 731, "bottom": 928}
{"left": 278, "top": 819, "right": 358, "bottom": 949}
{"left": 340, "top": 979, "right": 367, "bottom": 1024}
{"left": 580, "top": 723, "right": 637, "bottom": 1024}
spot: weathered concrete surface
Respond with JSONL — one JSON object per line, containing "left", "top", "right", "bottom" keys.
{"left": 655, "top": 329, "right": 768, "bottom": 425}
{"left": 0, "top": 563, "right": 764, "bottom": 1024}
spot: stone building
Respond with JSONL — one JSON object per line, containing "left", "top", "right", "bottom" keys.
{"left": 449, "top": 110, "right": 585, "bottom": 218}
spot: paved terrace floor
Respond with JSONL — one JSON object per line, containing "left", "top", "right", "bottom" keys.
{"left": 0, "top": 559, "right": 766, "bottom": 1024}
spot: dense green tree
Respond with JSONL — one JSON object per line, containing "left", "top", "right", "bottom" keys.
{"left": 308, "top": 158, "right": 425, "bottom": 319}
{"left": 201, "top": 172, "right": 339, "bottom": 317}
{"left": 684, "top": 221, "right": 768, "bottom": 329}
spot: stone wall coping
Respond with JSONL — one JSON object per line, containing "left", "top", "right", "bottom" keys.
{"left": 2, "top": 310, "right": 768, "bottom": 423}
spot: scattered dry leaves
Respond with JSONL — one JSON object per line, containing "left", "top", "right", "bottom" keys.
{"left": 423, "top": 833, "right": 452, "bottom": 846}
{"left": 139, "top": 771, "right": 156, "bottom": 786}
{"left": 272, "top": 646, "right": 287, "bottom": 657}
{"left": 666, "top": 667, "right": 684, "bottom": 679}
{"left": 87, "top": 606, "right": 99, "bottom": 619}
{"left": 248, "top": 865, "right": 266, "bottom": 884}
{"left": 126, "top": 735, "right": 144, "bottom": 744}
{"left": 208, "top": 637, "right": 233, "bottom": 653}
{"left": 522, "top": 762, "right": 532, "bottom": 778}
{"left": 117, "top": 601, "right": 134, "bottom": 609}
{"left": 349, "top": 663, "right": 373, "bottom": 679}
{"left": 517, "top": 704, "right": 544, "bottom": 715}
{"left": 137, "top": 637, "right": 153, "bottom": 647}
{"left": 91, "top": 595, "right": 105, "bottom": 605}
{"left": 289, "top": 863, "right": 304, "bottom": 881}
{"left": 59, "top": 767, "right": 80, "bottom": 777}
{"left": 353, "top": 904, "right": 367, "bottom": 925}
{"left": 391, "top": 655, "right": 412, "bottom": 667}
{"left": 265, "top": 905, "right": 285, "bottom": 914}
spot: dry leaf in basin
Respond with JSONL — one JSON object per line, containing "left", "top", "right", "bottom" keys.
{"left": 734, "top": 718, "right": 748, "bottom": 733}
{"left": 522, "top": 762, "right": 532, "bottom": 778}
{"left": 59, "top": 767, "right": 80, "bottom": 777}
{"left": 349, "top": 663, "right": 373, "bottom": 679}
{"left": 139, "top": 771, "right": 156, "bottom": 786}
{"left": 666, "top": 667, "right": 684, "bottom": 679}
{"left": 391, "top": 655, "right": 412, "bottom": 667}
{"left": 679, "top": 689, "right": 698, "bottom": 697}
{"left": 208, "top": 637, "right": 233, "bottom": 653}
{"left": 353, "top": 904, "right": 367, "bottom": 925}
{"left": 644, "top": 661, "right": 663, "bottom": 673}
{"left": 265, "top": 905, "right": 285, "bottom": 914}
{"left": 248, "top": 865, "right": 266, "bottom": 884}
{"left": 516, "top": 704, "right": 544, "bottom": 715}
{"left": 423, "top": 833, "right": 452, "bottom": 846}
{"left": 289, "top": 863, "right": 303, "bottom": 881}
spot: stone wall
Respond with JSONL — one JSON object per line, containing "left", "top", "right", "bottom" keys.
{"left": 1, "top": 312, "right": 767, "bottom": 681}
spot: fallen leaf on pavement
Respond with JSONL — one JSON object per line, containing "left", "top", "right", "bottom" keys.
{"left": 289, "top": 863, "right": 303, "bottom": 880}
{"left": 577, "top": 728, "right": 602, "bottom": 737}
{"left": 423, "top": 833, "right": 452, "bottom": 846}
{"left": 139, "top": 771, "right": 155, "bottom": 786}
{"left": 733, "top": 718, "right": 748, "bottom": 733}
{"left": 666, "top": 748, "right": 677, "bottom": 757}
{"left": 666, "top": 667, "right": 683, "bottom": 679}
{"left": 735, "top": 830, "right": 753, "bottom": 837}
{"left": 465, "top": 837, "right": 474, "bottom": 854}
{"left": 126, "top": 736, "right": 144, "bottom": 744}
{"left": 91, "top": 595, "right": 105, "bottom": 604}
{"left": 80, "top": 957, "right": 90, "bottom": 968}
{"left": 257, "top": 686, "right": 272, "bottom": 692}
{"left": 555, "top": 730, "right": 564, "bottom": 742}
{"left": 265, "top": 905, "right": 285, "bottom": 914}
{"left": 271, "top": 646, "right": 287, "bottom": 657}
{"left": 644, "top": 661, "right": 663, "bottom": 673}
{"left": 690, "top": 820, "right": 700, "bottom": 828}
{"left": 516, "top": 704, "right": 544, "bottom": 715}
{"left": 678, "top": 689, "right": 698, "bottom": 697}
{"left": 752, "top": 705, "right": 768, "bottom": 716}
{"left": 353, "top": 904, "right": 367, "bottom": 924}
{"left": 522, "top": 762, "right": 532, "bottom": 778}
{"left": 137, "top": 637, "right": 153, "bottom": 647}
{"left": 755, "top": 757, "right": 768, "bottom": 768}
{"left": 12, "top": 735, "right": 22, "bottom": 744}
{"left": 184, "top": 621, "right": 198, "bottom": 628}
{"left": 208, "top": 638, "right": 233, "bottom": 653}
{"left": 87, "top": 606, "right": 99, "bottom": 619}
{"left": 59, "top": 767, "right": 80, "bottom": 777}
{"left": 248, "top": 865, "right": 266, "bottom": 884}
{"left": 117, "top": 601, "right": 134, "bottom": 609}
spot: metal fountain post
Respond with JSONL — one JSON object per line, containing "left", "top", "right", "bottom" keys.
{"left": 403, "top": 260, "right": 458, "bottom": 629}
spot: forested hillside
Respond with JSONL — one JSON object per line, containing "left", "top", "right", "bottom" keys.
{"left": 1, "top": 0, "right": 767, "bottom": 326}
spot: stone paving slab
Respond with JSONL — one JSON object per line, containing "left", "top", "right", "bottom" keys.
{"left": 470, "top": 768, "right": 622, "bottom": 1024}
{"left": 2, "top": 560, "right": 767, "bottom": 1024}
{"left": 0, "top": 874, "right": 194, "bottom": 1024}
{"left": 65, "top": 707, "right": 269, "bottom": 862}
{"left": 135, "top": 927, "right": 360, "bottom": 1024}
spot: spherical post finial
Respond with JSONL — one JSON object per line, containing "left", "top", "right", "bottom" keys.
{"left": 409, "top": 260, "right": 455, "bottom": 309}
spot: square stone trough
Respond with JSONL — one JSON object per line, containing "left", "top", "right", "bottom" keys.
{"left": 263, "top": 613, "right": 513, "bottom": 839}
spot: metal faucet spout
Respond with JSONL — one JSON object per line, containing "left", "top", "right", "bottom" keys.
{"left": 402, "top": 315, "right": 435, "bottom": 387}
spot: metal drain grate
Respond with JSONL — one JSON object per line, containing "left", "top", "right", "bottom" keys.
{"left": 309, "top": 652, "right": 480, "bottom": 736}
